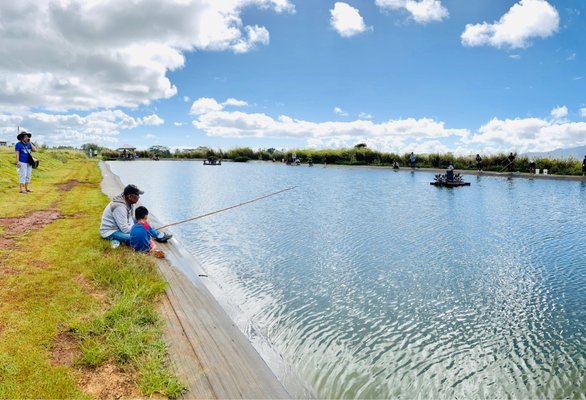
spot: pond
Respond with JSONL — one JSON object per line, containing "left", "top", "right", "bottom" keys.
{"left": 108, "top": 160, "right": 586, "bottom": 399}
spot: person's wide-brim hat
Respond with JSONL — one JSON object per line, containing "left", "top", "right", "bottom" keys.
{"left": 17, "top": 131, "right": 32, "bottom": 140}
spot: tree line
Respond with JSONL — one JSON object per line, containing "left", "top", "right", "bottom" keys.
{"left": 78, "top": 143, "right": 585, "bottom": 176}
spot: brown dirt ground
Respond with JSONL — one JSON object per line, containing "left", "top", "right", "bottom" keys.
{"left": 50, "top": 331, "right": 143, "bottom": 399}
{"left": 57, "top": 180, "right": 80, "bottom": 192}
{"left": 50, "top": 331, "right": 81, "bottom": 367}
{"left": 73, "top": 274, "right": 108, "bottom": 311}
{"left": 0, "top": 210, "right": 61, "bottom": 250}
{"left": 78, "top": 363, "right": 142, "bottom": 400}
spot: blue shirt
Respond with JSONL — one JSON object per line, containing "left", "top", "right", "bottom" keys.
{"left": 130, "top": 222, "right": 151, "bottom": 252}
{"left": 15, "top": 142, "right": 32, "bottom": 163}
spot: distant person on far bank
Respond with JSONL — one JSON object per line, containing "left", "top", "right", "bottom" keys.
{"left": 475, "top": 154, "right": 483, "bottom": 172}
{"left": 100, "top": 184, "right": 172, "bottom": 245}
{"left": 529, "top": 159, "right": 536, "bottom": 174}
{"left": 409, "top": 152, "right": 417, "bottom": 168}
{"left": 15, "top": 131, "right": 37, "bottom": 194}
{"left": 507, "top": 152, "right": 516, "bottom": 172}
{"left": 582, "top": 155, "right": 586, "bottom": 176}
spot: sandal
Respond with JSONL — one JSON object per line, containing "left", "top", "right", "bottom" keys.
{"left": 26, "top": 189, "right": 33, "bottom": 192}
{"left": 20, "top": 191, "right": 27, "bottom": 194}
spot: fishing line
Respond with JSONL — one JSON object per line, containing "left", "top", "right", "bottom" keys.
{"left": 155, "top": 186, "right": 298, "bottom": 230}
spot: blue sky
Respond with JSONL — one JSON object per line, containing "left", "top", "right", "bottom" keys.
{"left": 1, "top": 0, "right": 585, "bottom": 155}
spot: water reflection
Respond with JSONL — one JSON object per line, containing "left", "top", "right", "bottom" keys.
{"left": 109, "top": 161, "right": 586, "bottom": 399}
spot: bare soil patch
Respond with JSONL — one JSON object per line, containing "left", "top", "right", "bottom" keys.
{"left": 0, "top": 237, "right": 15, "bottom": 249}
{"left": 79, "top": 363, "right": 142, "bottom": 400}
{"left": 57, "top": 180, "right": 80, "bottom": 192}
{"left": 50, "top": 331, "right": 81, "bottom": 367}
{"left": 0, "top": 211, "right": 61, "bottom": 249}
{"left": 73, "top": 274, "right": 108, "bottom": 310}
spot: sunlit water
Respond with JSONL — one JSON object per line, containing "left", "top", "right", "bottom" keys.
{"left": 108, "top": 161, "right": 586, "bottom": 399}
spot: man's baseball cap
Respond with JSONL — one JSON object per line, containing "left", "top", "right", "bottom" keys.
{"left": 123, "top": 184, "right": 144, "bottom": 196}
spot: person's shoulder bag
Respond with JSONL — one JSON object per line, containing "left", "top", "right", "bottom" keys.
{"left": 23, "top": 143, "right": 39, "bottom": 169}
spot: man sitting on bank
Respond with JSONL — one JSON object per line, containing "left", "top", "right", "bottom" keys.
{"left": 99, "top": 184, "right": 172, "bottom": 245}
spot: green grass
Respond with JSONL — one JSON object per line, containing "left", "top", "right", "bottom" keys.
{"left": 0, "top": 147, "right": 185, "bottom": 398}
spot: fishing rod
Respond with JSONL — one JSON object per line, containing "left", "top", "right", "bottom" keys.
{"left": 155, "top": 186, "right": 298, "bottom": 230}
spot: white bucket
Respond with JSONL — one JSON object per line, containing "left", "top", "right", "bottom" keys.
{"left": 535, "top": 169, "right": 540, "bottom": 174}
{"left": 543, "top": 169, "right": 548, "bottom": 175}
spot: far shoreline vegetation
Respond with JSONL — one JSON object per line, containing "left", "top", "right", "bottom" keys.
{"left": 61, "top": 143, "right": 586, "bottom": 176}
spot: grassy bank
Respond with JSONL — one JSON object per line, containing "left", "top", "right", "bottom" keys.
{"left": 0, "top": 147, "right": 184, "bottom": 398}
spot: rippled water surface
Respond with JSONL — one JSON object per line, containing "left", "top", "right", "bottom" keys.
{"left": 109, "top": 161, "right": 586, "bottom": 399}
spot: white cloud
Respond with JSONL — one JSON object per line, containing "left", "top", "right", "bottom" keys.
{"left": 140, "top": 114, "right": 165, "bottom": 126}
{"left": 550, "top": 106, "right": 568, "bottom": 120}
{"left": 223, "top": 98, "right": 249, "bottom": 107}
{"left": 190, "top": 97, "right": 223, "bottom": 115}
{"left": 359, "top": 112, "right": 373, "bottom": 119}
{"left": 333, "top": 107, "right": 349, "bottom": 116}
{"left": 145, "top": 134, "right": 157, "bottom": 140}
{"left": 330, "top": 2, "right": 371, "bottom": 37}
{"left": 183, "top": 96, "right": 190, "bottom": 102}
{"left": 192, "top": 107, "right": 468, "bottom": 153}
{"left": 174, "top": 122, "right": 183, "bottom": 126}
{"left": 376, "top": 0, "right": 448, "bottom": 24}
{"left": 190, "top": 98, "right": 586, "bottom": 154}
{"left": 0, "top": 0, "right": 294, "bottom": 111}
{"left": 461, "top": 0, "right": 559, "bottom": 49}
{"left": 0, "top": 109, "right": 164, "bottom": 146}
{"left": 509, "top": 54, "right": 521, "bottom": 60}
{"left": 580, "top": 108, "right": 586, "bottom": 118}
{"left": 464, "top": 117, "right": 586, "bottom": 153}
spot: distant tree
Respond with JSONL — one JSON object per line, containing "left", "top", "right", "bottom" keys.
{"left": 354, "top": 143, "right": 367, "bottom": 149}
{"left": 148, "top": 145, "right": 171, "bottom": 158}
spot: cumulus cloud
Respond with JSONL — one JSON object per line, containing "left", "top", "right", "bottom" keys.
{"left": 463, "top": 117, "right": 586, "bottom": 153}
{"left": 190, "top": 98, "right": 224, "bottom": 115}
{"left": 358, "top": 112, "right": 373, "bottom": 119}
{"left": 330, "top": 2, "right": 371, "bottom": 37}
{"left": 333, "top": 107, "right": 349, "bottom": 116}
{"left": 190, "top": 98, "right": 586, "bottom": 154}
{"left": 0, "top": 110, "right": 164, "bottom": 146}
{"left": 550, "top": 106, "right": 568, "bottom": 120}
{"left": 223, "top": 98, "right": 249, "bottom": 107}
{"left": 580, "top": 108, "right": 586, "bottom": 118}
{"left": 190, "top": 97, "right": 248, "bottom": 115}
{"left": 191, "top": 106, "right": 468, "bottom": 153}
{"left": 461, "top": 0, "right": 559, "bottom": 49}
{"left": 0, "top": 0, "right": 294, "bottom": 111}
{"left": 376, "top": 0, "right": 449, "bottom": 24}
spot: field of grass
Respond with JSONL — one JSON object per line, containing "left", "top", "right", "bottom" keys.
{"left": 0, "top": 147, "right": 184, "bottom": 398}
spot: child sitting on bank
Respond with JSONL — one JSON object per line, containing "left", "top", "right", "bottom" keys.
{"left": 130, "top": 206, "right": 165, "bottom": 258}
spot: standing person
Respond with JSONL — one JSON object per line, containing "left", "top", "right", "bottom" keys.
{"left": 409, "top": 152, "right": 417, "bottom": 168}
{"left": 15, "top": 131, "right": 37, "bottom": 194}
{"left": 475, "top": 154, "right": 483, "bottom": 172}
{"left": 529, "top": 159, "right": 536, "bottom": 174}
{"left": 582, "top": 155, "right": 586, "bottom": 177}
{"left": 507, "top": 152, "right": 516, "bottom": 172}
{"left": 100, "top": 184, "right": 172, "bottom": 245}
